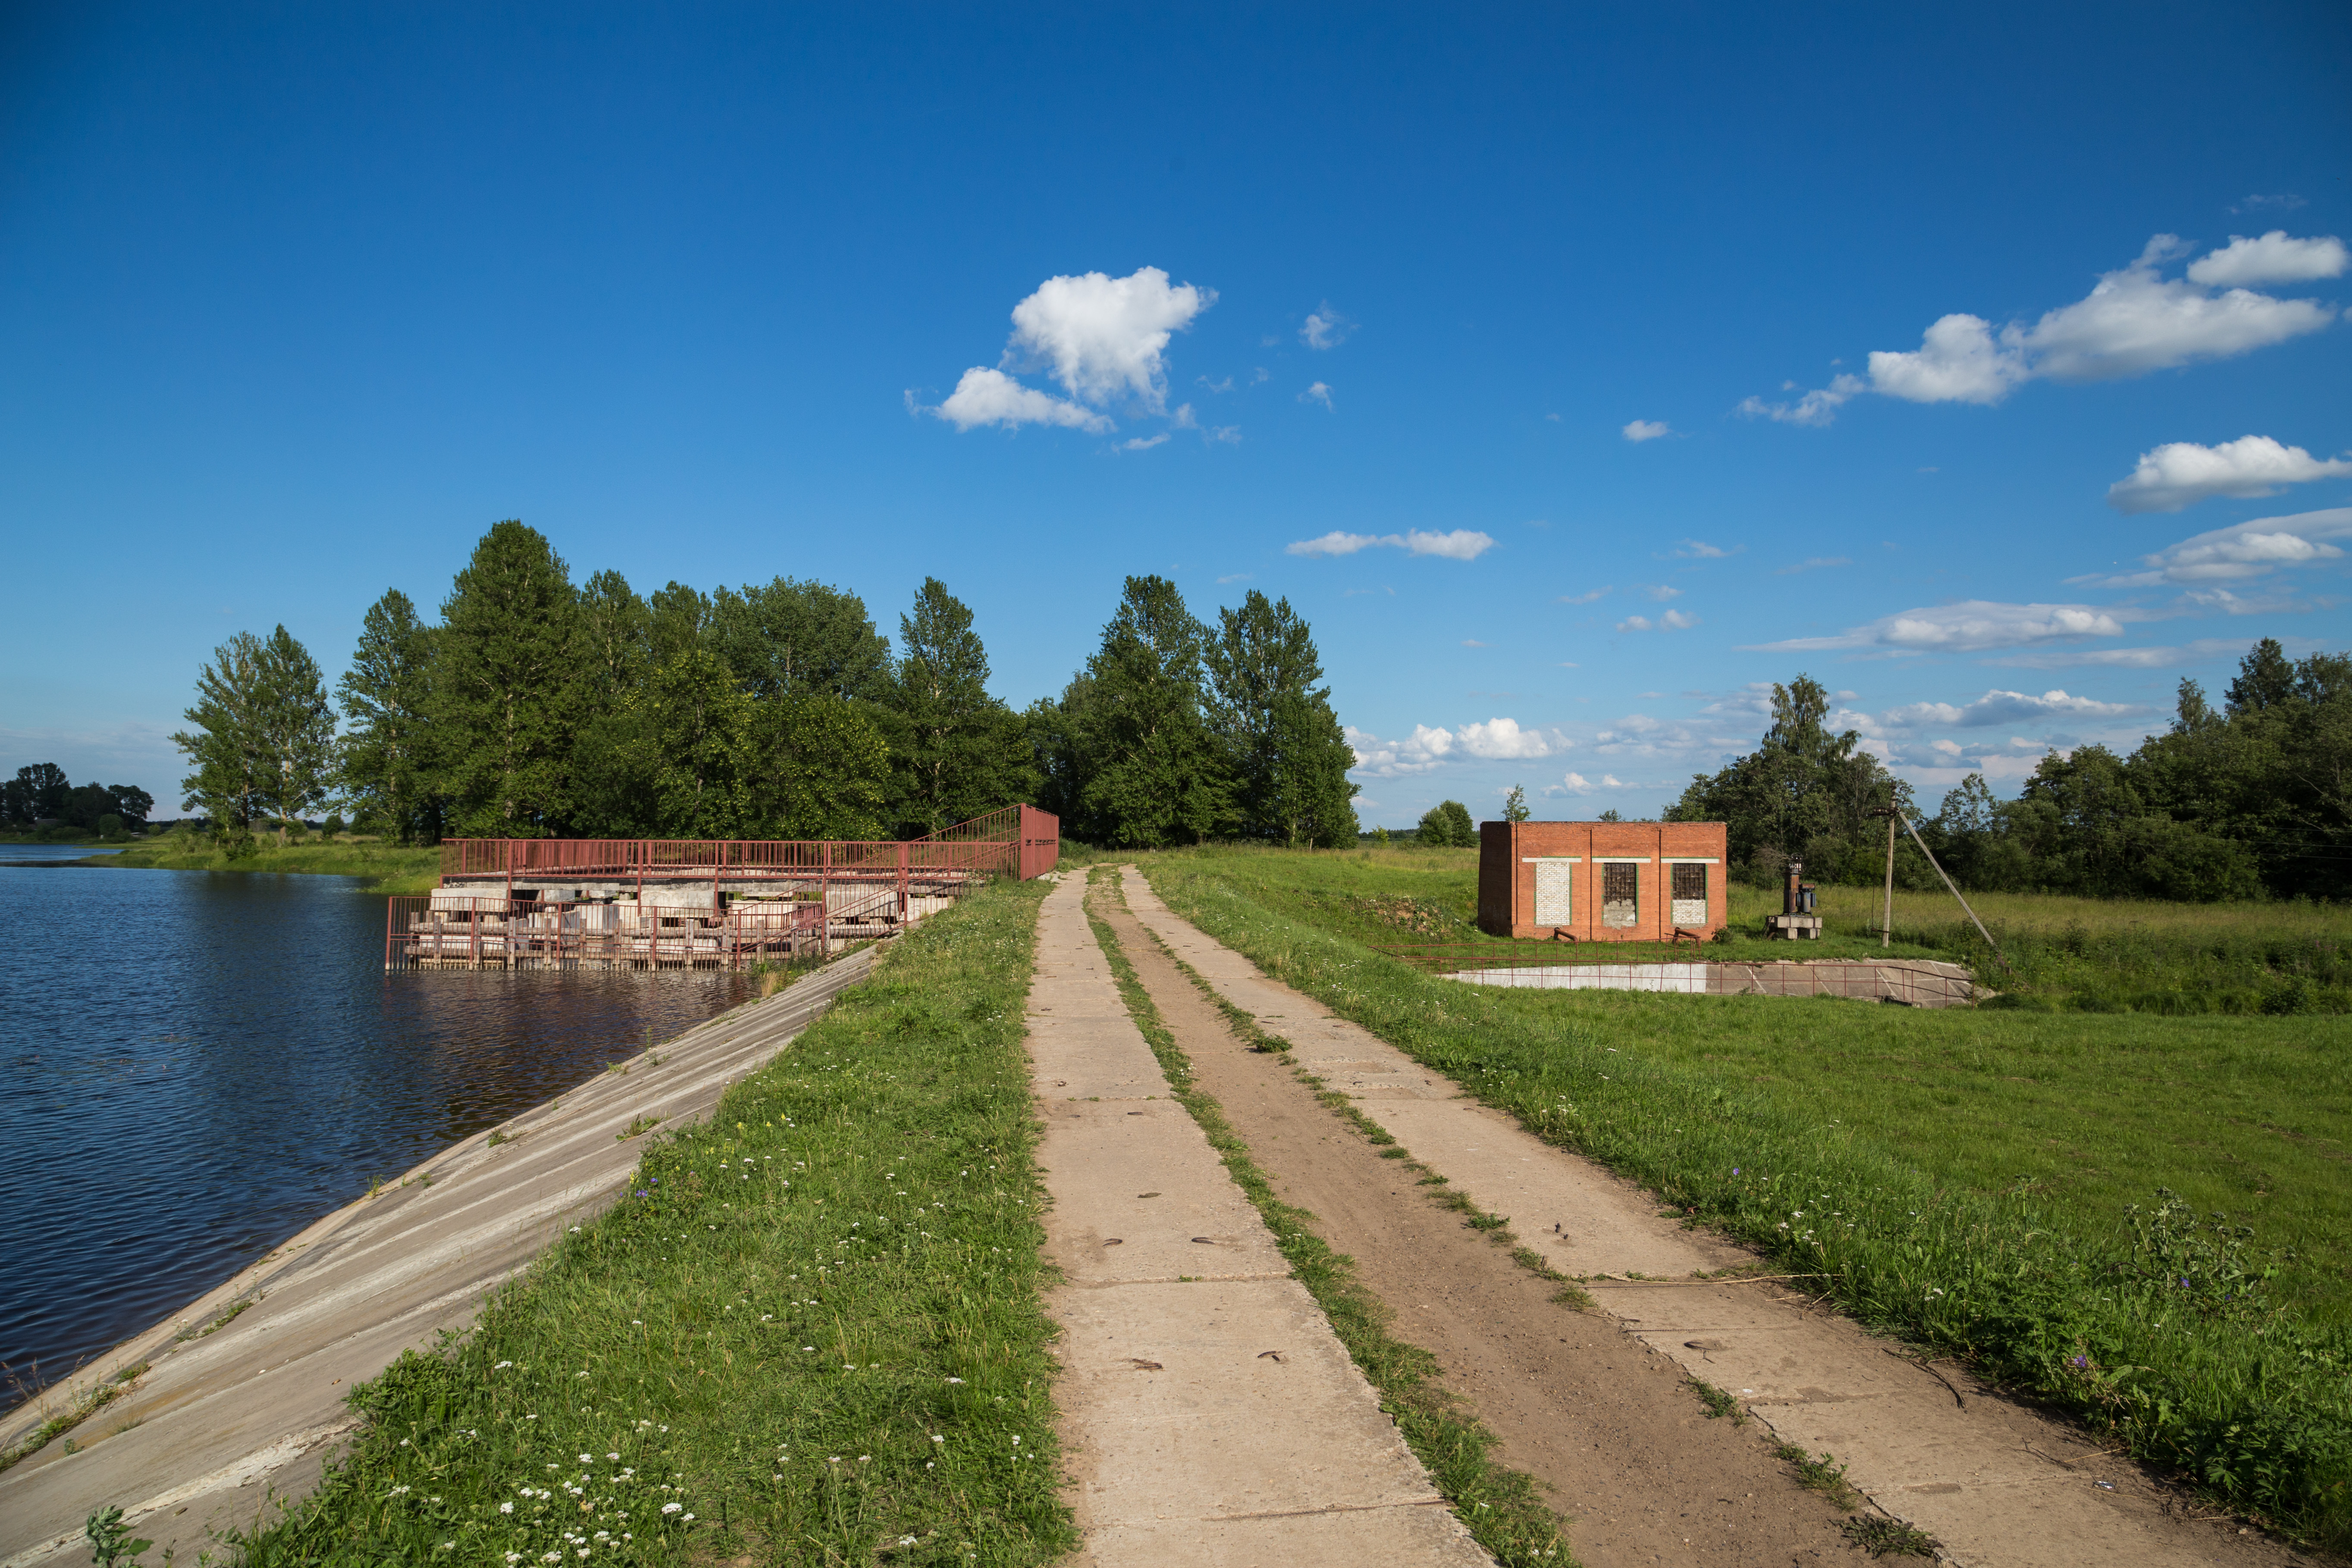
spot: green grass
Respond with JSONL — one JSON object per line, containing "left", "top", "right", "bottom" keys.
{"left": 232, "top": 878, "right": 1076, "bottom": 1567}
{"left": 1128, "top": 845, "right": 2352, "bottom": 1552}
{"left": 88, "top": 837, "right": 442, "bottom": 892}
{"left": 1079, "top": 870, "right": 1574, "bottom": 1567}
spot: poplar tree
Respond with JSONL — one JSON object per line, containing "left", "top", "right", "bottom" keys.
{"left": 887, "top": 577, "right": 1038, "bottom": 836}
{"left": 642, "top": 646, "right": 752, "bottom": 837}
{"left": 173, "top": 630, "right": 268, "bottom": 849}
{"left": 249, "top": 625, "right": 338, "bottom": 841}
{"left": 1071, "top": 575, "right": 1232, "bottom": 847}
{"left": 430, "top": 521, "right": 582, "bottom": 836}
{"left": 1205, "top": 590, "right": 1358, "bottom": 847}
{"left": 743, "top": 693, "right": 891, "bottom": 839}
{"left": 337, "top": 590, "right": 437, "bottom": 843}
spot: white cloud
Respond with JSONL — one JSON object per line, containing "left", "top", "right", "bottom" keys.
{"left": 1775, "top": 556, "right": 1850, "bottom": 574}
{"left": 1869, "top": 314, "right": 2029, "bottom": 404}
{"left": 1557, "top": 586, "right": 1610, "bottom": 604}
{"left": 1750, "top": 600, "right": 2131, "bottom": 654}
{"left": 1622, "top": 419, "right": 1672, "bottom": 442}
{"left": 1738, "top": 376, "right": 1864, "bottom": 426}
{"left": 1216, "top": 572, "right": 1252, "bottom": 584}
{"left": 2076, "top": 505, "right": 2352, "bottom": 589}
{"left": 1008, "top": 266, "right": 1213, "bottom": 412}
{"left": 1616, "top": 609, "right": 1700, "bottom": 633}
{"left": 929, "top": 367, "right": 1112, "bottom": 433}
{"left": 1301, "top": 381, "right": 1334, "bottom": 409}
{"left": 1198, "top": 375, "right": 1235, "bottom": 393}
{"left": 1286, "top": 528, "right": 1495, "bottom": 561}
{"left": 1641, "top": 584, "right": 1684, "bottom": 601}
{"left": 1207, "top": 425, "right": 1242, "bottom": 444}
{"left": 1120, "top": 433, "right": 1170, "bottom": 452}
{"left": 1673, "top": 540, "right": 1731, "bottom": 558}
{"left": 1345, "top": 724, "right": 1455, "bottom": 777}
{"left": 1882, "top": 688, "right": 2145, "bottom": 729}
{"left": 1300, "top": 303, "right": 1353, "bottom": 349}
{"left": 1746, "top": 233, "right": 2342, "bottom": 422}
{"left": 2186, "top": 231, "right": 2349, "bottom": 287}
{"left": 1457, "top": 718, "right": 1560, "bottom": 760}
{"left": 2233, "top": 194, "right": 2308, "bottom": 216}
{"left": 2106, "top": 435, "right": 2352, "bottom": 514}
{"left": 1558, "top": 771, "right": 1595, "bottom": 794}
{"left": 1983, "top": 637, "right": 2246, "bottom": 670}
{"left": 922, "top": 266, "right": 1213, "bottom": 435}
{"left": 1461, "top": 639, "right": 1489, "bottom": 648}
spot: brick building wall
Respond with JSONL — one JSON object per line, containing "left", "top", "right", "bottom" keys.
{"left": 1474, "top": 820, "right": 1729, "bottom": 941}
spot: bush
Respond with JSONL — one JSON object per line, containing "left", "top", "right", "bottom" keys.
{"left": 1416, "top": 800, "right": 1476, "bottom": 847}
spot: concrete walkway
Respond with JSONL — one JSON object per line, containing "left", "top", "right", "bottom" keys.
{"left": 0, "top": 948, "right": 879, "bottom": 1568}
{"left": 1122, "top": 868, "right": 2294, "bottom": 1568}
{"left": 1029, "top": 873, "right": 1489, "bottom": 1566}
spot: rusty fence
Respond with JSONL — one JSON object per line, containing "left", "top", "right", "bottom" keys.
{"left": 1370, "top": 943, "right": 1976, "bottom": 1007}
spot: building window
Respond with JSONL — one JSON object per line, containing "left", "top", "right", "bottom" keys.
{"left": 1602, "top": 862, "right": 1638, "bottom": 928}
{"left": 1671, "top": 862, "right": 1708, "bottom": 928}
{"left": 1534, "top": 859, "right": 1573, "bottom": 925}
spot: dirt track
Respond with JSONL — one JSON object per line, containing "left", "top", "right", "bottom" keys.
{"left": 1096, "top": 869, "right": 2315, "bottom": 1568}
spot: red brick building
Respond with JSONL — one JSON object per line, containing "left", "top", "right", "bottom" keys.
{"left": 1476, "top": 820, "right": 1730, "bottom": 941}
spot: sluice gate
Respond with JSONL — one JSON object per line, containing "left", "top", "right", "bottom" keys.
{"left": 384, "top": 803, "right": 1058, "bottom": 971}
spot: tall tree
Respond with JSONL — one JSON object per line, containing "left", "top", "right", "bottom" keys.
{"left": 248, "top": 625, "right": 337, "bottom": 841}
{"left": 1204, "top": 590, "right": 1357, "bottom": 846}
{"left": 641, "top": 647, "right": 753, "bottom": 837}
{"left": 337, "top": 589, "right": 438, "bottom": 844}
{"left": 577, "top": 570, "right": 652, "bottom": 705}
{"left": 5, "top": 763, "right": 70, "bottom": 825}
{"left": 1069, "top": 576, "right": 1232, "bottom": 847}
{"left": 648, "top": 580, "right": 712, "bottom": 671}
{"left": 741, "top": 693, "right": 891, "bottom": 839}
{"left": 172, "top": 631, "right": 269, "bottom": 845}
{"left": 1667, "top": 673, "right": 1907, "bottom": 881}
{"left": 708, "top": 577, "right": 892, "bottom": 702}
{"left": 886, "top": 578, "right": 1038, "bottom": 836}
{"left": 430, "top": 521, "right": 582, "bottom": 836}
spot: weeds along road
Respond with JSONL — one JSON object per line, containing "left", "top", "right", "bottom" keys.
{"left": 1104, "top": 866, "right": 2308, "bottom": 1568}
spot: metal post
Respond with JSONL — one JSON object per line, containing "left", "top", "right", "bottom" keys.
{"left": 897, "top": 840, "right": 909, "bottom": 925}
{"left": 822, "top": 839, "right": 832, "bottom": 960}
{"left": 1899, "top": 814, "right": 2010, "bottom": 972}
{"left": 1882, "top": 812, "right": 1897, "bottom": 949}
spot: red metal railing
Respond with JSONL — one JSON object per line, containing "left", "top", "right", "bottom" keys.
{"left": 383, "top": 884, "right": 919, "bottom": 971}
{"left": 435, "top": 804, "right": 1059, "bottom": 884}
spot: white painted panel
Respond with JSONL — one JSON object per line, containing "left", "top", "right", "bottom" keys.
{"left": 1534, "top": 859, "right": 1574, "bottom": 925}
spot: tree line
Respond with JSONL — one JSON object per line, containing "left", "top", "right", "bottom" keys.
{"left": 1666, "top": 639, "right": 2352, "bottom": 901}
{"left": 3, "top": 765, "right": 154, "bottom": 838}
{"left": 173, "top": 521, "right": 1358, "bottom": 851}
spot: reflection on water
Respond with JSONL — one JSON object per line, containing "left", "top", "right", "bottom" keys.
{"left": 0, "top": 856, "right": 750, "bottom": 1397}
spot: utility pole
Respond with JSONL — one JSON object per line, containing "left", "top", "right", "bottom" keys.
{"left": 1868, "top": 806, "right": 1898, "bottom": 948}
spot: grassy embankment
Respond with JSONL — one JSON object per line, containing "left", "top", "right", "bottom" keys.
{"left": 85, "top": 834, "right": 442, "bottom": 893}
{"left": 233, "top": 877, "right": 1074, "bottom": 1567}
{"left": 1134, "top": 844, "right": 2352, "bottom": 1551}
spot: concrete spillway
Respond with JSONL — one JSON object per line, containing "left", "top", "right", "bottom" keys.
{"left": 0, "top": 947, "right": 878, "bottom": 1568}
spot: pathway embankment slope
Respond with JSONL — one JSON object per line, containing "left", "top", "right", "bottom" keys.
{"left": 1122, "top": 867, "right": 2303, "bottom": 1568}
{"left": 1026, "top": 873, "right": 1489, "bottom": 1566}
{"left": 0, "top": 949, "right": 878, "bottom": 1568}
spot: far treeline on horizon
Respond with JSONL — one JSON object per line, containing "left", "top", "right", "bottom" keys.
{"left": 12, "top": 518, "right": 2349, "bottom": 905}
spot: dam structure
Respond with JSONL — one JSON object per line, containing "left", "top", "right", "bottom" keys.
{"left": 385, "top": 803, "right": 1059, "bottom": 970}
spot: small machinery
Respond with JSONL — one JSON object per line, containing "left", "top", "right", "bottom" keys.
{"left": 1765, "top": 860, "right": 1822, "bottom": 941}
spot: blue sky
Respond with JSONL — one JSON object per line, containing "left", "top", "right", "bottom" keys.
{"left": 4, "top": 2, "right": 2348, "bottom": 828}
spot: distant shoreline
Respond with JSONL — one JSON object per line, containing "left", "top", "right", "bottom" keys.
{"left": 70, "top": 838, "right": 440, "bottom": 894}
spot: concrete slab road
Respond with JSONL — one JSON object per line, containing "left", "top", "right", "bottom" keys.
{"left": 1028, "top": 873, "right": 1490, "bottom": 1567}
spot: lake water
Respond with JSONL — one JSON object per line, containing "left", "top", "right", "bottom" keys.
{"left": 0, "top": 848, "right": 753, "bottom": 1401}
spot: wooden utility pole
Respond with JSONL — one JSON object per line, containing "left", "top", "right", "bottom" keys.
{"left": 1875, "top": 808, "right": 1897, "bottom": 948}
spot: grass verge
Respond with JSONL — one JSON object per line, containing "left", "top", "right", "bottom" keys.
{"left": 231, "top": 877, "right": 1075, "bottom": 1567}
{"left": 88, "top": 837, "right": 441, "bottom": 892}
{"left": 1135, "top": 849, "right": 2352, "bottom": 1553}
{"left": 1079, "top": 869, "right": 1575, "bottom": 1567}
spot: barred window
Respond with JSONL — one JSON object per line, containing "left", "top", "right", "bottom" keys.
{"left": 1601, "top": 861, "right": 1637, "bottom": 928}
{"left": 1671, "top": 862, "right": 1708, "bottom": 928}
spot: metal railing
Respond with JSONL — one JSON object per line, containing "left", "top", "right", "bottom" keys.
{"left": 435, "top": 804, "right": 1060, "bottom": 885}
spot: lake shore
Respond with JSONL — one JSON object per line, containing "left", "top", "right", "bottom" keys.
{"left": 78, "top": 838, "right": 441, "bottom": 892}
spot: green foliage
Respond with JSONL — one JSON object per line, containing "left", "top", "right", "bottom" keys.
{"left": 1415, "top": 799, "right": 1475, "bottom": 847}
{"left": 887, "top": 578, "right": 1038, "bottom": 837}
{"left": 173, "top": 630, "right": 268, "bottom": 837}
{"left": 251, "top": 624, "right": 338, "bottom": 841}
{"left": 430, "top": 520, "right": 585, "bottom": 836}
{"left": 1060, "top": 575, "right": 1233, "bottom": 847}
{"left": 1502, "top": 784, "right": 1529, "bottom": 824}
{"left": 708, "top": 576, "right": 894, "bottom": 703}
{"left": 1205, "top": 590, "right": 1359, "bottom": 847}
{"left": 232, "top": 882, "right": 1076, "bottom": 1567}
{"left": 1667, "top": 674, "right": 1909, "bottom": 885}
{"left": 336, "top": 589, "right": 438, "bottom": 844}
{"left": 1917, "top": 640, "right": 2346, "bottom": 901}
{"left": 84, "top": 1505, "right": 151, "bottom": 1567}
